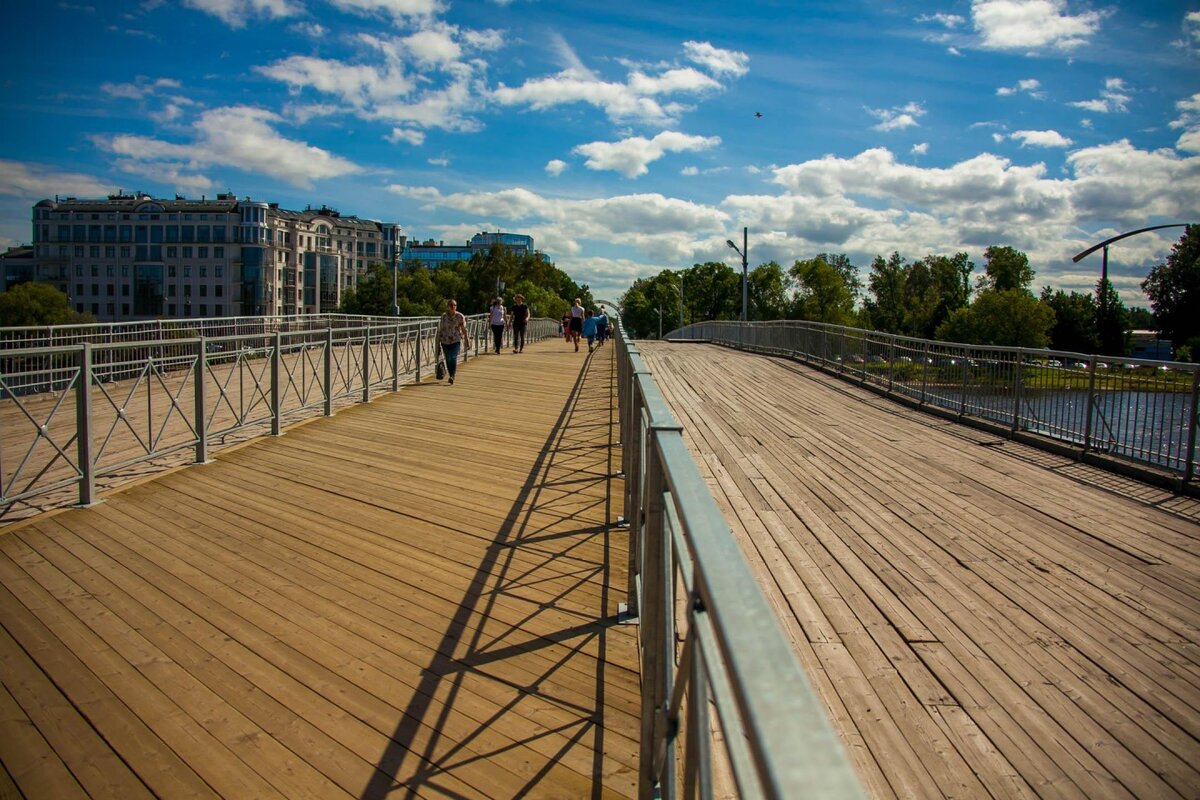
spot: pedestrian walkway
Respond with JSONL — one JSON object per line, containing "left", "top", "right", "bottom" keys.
{"left": 0, "top": 339, "right": 638, "bottom": 798}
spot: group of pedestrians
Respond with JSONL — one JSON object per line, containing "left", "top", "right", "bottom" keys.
{"left": 562, "top": 299, "right": 609, "bottom": 353}
{"left": 435, "top": 294, "right": 532, "bottom": 385}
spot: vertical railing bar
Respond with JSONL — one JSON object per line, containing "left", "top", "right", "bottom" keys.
{"left": 271, "top": 331, "right": 282, "bottom": 436}
{"left": 76, "top": 343, "right": 94, "bottom": 506}
{"left": 195, "top": 337, "right": 208, "bottom": 463}
{"left": 1185, "top": 370, "right": 1198, "bottom": 484}
{"left": 324, "top": 325, "right": 334, "bottom": 416}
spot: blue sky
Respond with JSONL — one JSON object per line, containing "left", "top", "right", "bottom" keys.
{"left": 1, "top": 0, "right": 1197, "bottom": 306}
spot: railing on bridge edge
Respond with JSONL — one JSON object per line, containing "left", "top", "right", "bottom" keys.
{"left": 670, "top": 320, "right": 1200, "bottom": 488}
{"left": 0, "top": 313, "right": 559, "bottom": 516}
{"left": 614, "top": 318, "right": 865, "bottom": 800}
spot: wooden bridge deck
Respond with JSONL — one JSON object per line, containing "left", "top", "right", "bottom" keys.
{"left": 641, "top": 341, "right": 1200, "bottom": 800}
{"left": 0, "top": 340, "right": 638, "bottom": 798}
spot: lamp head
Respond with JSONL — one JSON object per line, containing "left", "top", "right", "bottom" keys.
{"left": 725, "top": 239, "right": 737, "bottom": 250}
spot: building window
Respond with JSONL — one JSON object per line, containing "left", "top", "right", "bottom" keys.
{"left": 105, "top": 245, "right": 115, "bottom": 258}
{"left": 106, "top": 265, "right": 114, "bottom": 277}
{"left": 106, "top": 303, "right": 115, "bottom": 317}
{"left": 90, "top": 246, "right": 100, "bottom": 258}
{"left": 122, "top": 304, "right": 129, "bottom": 316}
{"left": 198, "top": 246, "right": 208, "bottom": 259}
{"left": 168, "top": 265, "right": 176, "bottom": 278}
{"left": 74, "top": 245, "right": 85, "bottom": 257}
{"left": 167, "top": 246, "right": 177, "bottom": 258}
{"left": 91, "top": 303, "right": 99, "bottom": 316}
{"left": 216, "top": 304, "right": 224, "bottom": 316}
{"left": 199, "top": 304, "right": 207, "bottom": 316}
{"left": 184, "top": 266, "right": 191, "bottom": 278}
{"left": 168, "top": 285, "right": 176, "bottom": 297}
{"left": 75, "top": 283, "right": 83, "bottom": 296}
{"left": 120, "top": 246, "right": 131, "bottom": 258}
{"left": 75, "top": 265, "right": 83, "bottom": 277}
{"left": 215, "top": 285, "right": 223, "bottom": 297}
{"left": 200, "top": 285, "right": 207, "bottom": 297}
{"left": 214, "top": 246, "right": 224, "bottom": 258}
{"left": 91, "top": 265, "right": 99, "bottom": 277}
{"left": 215, "top": 266, "right": 223, "bottom": 278}
{"left": 169, "top": 303, "right": 176, "bottom": 316}
{"left": 91, "top": 283, "right": 98, "bottom": 295}
{"left": 107, "top": 284, "right": 114, "bottom": 296}
{"left": 182, "top": 246, "right": 192, "bottom": 258}
{"left": 121, "top": 266, "right": 129, "bottom": 277}
{"left": 122, "top": 285, "right": 129, "bottom": 297}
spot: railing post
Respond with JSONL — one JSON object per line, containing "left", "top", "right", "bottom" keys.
{"left": 195, "top": 337, "right": 208, "bottom": 462}
{"left": 887, "top": 336, "right": 896, "bottom": 392}
{"left": 920, "top": 341, "right": 930, "bottom": 406}
{"left": 271, "top": 330, "right": 282, "bottom": 436}
{"left": 1012, "top": 352, "right": 1023, "bottom": 435}
{"left": 1082, "top": 356, "right": 1097, "bottom": 453}
{"left": 1185, "top": 369, "right": 1199, "bottom": 485}
{"left": 415, "top": 323, "right": 423, "bottom": 383}
{"left": 324, "top": 325, "right": 334, "bottom": 416}
{"left": 639, "top": 440, "right": 667, "bottom": 800}
{"left": 392, "top": 322, "right": 400, "bottom": 392}
{"left": 76, "top": 343, "right": 95, "bottom": 506}
{"left": 362, "top": 324, "right": 371, "bottom": 403}
{"left": 959, "top": 348, "right": 970, "bottom": 418}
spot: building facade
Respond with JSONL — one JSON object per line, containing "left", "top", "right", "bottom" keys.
{"left": 402, "top": 231, "right": 541, "bottom": 268}
{"left": 25, "top": 192, "right": 404, "bottom": 322}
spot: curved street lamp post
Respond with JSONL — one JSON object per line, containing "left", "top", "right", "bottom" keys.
{"left": 726, "top": 227, "right": 748, "bottom": 322}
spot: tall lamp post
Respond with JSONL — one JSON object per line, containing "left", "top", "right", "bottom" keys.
{"left": 392, "top": 241, "right": 400, "bottom": 317}
{"left": 678, "top": 272, "right": 684, "bottom": 329}
{"left": 725, "top": 227, "right": 748, "bottom": 321}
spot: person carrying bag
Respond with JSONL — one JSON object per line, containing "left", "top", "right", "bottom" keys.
{"left": 436, "top": 299, "right": 471, "bottom": 385}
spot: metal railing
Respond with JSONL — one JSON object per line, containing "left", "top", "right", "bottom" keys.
{"left": 671, "top": 320, "right": 1200, "bottom": 486}
{"left": 0, "top": 314, "right": 558, "bottom": 518}
{"left": 615, "top": 318, "right": 864, "bottom": 799}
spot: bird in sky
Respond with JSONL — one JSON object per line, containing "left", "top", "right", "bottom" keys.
{"left": 755, "top": 112, "right": 763, "bottom": 118}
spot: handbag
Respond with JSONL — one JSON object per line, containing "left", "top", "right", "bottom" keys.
{"left": 436, "top": 359, "right": 445, "bottom": 380}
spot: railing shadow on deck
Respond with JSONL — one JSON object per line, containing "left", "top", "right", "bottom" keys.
{"left": 361, "top": 348, "right": 627, "bottom": 799}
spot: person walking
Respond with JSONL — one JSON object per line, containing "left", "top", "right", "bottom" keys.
{"left": 437, "top": 298, "right": 471, "bottom": 385}
{"left": 509, "top": 293, "right": 530, "bottom": 353}
{"left": 569, "top": 298, "right": 584, "bottom": 352}
{"left": 582, "top": 308, "right": 598, "bottom": 352}
{"left": 488, "top": 297, "right": 506, "bottom": 355}
{"left": 595, "top": 305, "right": 609, "bottom": 346}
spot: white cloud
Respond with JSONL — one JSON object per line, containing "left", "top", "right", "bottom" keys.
{"left": 387, "top": 127, "right": 426, "bottom": 146}
{"left": 290, "top": 22, "right": 326, "bottom": 37}
{"left": 998, "top": 78, "right": 1045, "bottom": 99}
{"left": 572, "top": 131, "right": 721, "bottom": 178}
{"left": 94, "top": 105, "right": 361, "bottom": 189}
{"left": 992, "top": 132, "right": 1006, "bottom": 143}
{"left": 867, "top": 102, "right": 926, "bottom": 131}
{"left": 427, "top": 157, "right": 450, "bottom": 167}
{"left": 912, "top": 142, "right": 929, "bottom": 155}
{"left": 972, "top": 0, "right": 1104, "bottom": 52}
{"left": 917, "top": 12, "right": 966, "bottom": 28}
{"left": 0, "top": 160, "right": 114, "bottom": 200}
{"left": 545, "top": 159, "right": 568, "bottom": 176}
{"left": 325, "top": 0, "right": 443, "bottom": 18}
{"left": 1011, "top": 129, "right": 1073, "bottom": 147}
{"left": 683, "top": 41, "right": 750, "bottom": 77}
{"left": 181, "top": 0, "right": 301, "bottom": 28}
{"left": 403, "top": 26, "right": 462, "bottom": 67}
{"left": 948, "top": 46, "right": 963, "bottom": 56}
{"left": 1069, "top": 77, "right": 1132, "bottom": 114}
{"left": 1171, "top": 92, "right": 1200, "bottom": 153}
{"left": 101, "top": 76, "right": 181, "bottom": 100}
{"left": 492, "top": 41, "right": 740, "bottom": 125}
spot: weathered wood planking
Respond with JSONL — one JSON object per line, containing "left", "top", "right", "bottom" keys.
{"left": 0, "top": 340, "right": 638, "bottom": 799}
{"left": 641, "top": 341, "right": 1200, "bottom": 800}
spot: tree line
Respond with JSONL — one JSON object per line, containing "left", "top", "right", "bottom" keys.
{"left": 339, "top": 245, "right": 594, "bottom": 320}
{"left": 619, "top": 226, "right": 1199, "bottom": 361}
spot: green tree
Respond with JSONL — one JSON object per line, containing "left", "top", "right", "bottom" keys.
{"left": 337, "top": 262, "right": 396, "bottom": 316}
{"left": 749, "top": 261, "right": 790, "bottom": 320}
{"left": 936, "top": 288, "right": 1054, "bottom": 347}
{"left": 790, "top": 255, "right": 856, "bottom": 325}
{"left": 863, "top": 251, "right": 907, "bottom": 333}
{"left": 979, "top": 245, "right": 1034, "bottom": 292}
{"left": 1127, "top": 306, "right": 1154, "bottom": 329}
{"left": 1040, "top": 287, "right": 1099, "bottom": 353}
{"left": 1094, "top": 278, "right": 1131, "bottom": 357}
{"left": 0, "top": 282, "right": 93, "bottom": 327}
{"left": 1142, "top": 224, "right": 1200, "bottom": 349}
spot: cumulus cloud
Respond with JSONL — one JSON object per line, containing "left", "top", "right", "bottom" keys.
{"left": 867, "top": 102, "right": 926, "bottom": 131}
{"left": 1170, "top": 92, "right": 1200, "bottom": 153}
{"left": 0, "top": 159, "right": 115, "bottom": 200}
{"left": 1011, "top": 129, "right": 1073, "bottom": 147}
{"left": 545, "top": 159, "right": 568, "bottom": 176}
{"left": 1069, "top": 77, "right": 1132, "bottom": 114}
{"left": 572, "top": 131, "right": 721, "bottom": 178}
{"left": 101, "top": 76, "right": 181, "bottom": 100}
{"left": 683, "top": 41, "right": 750, "bottom": 77}
{"left": 492, "top": 40, "right": 742, "bottom": 125}
{"left": 181, "top": 0, "right": 301, "bottom": 28}
{"left": 972, "top": 0, "right": 1104, "bottom": 52}
{"left": 387, "top": 127, "right": 426, "bottom": 145}
{"left": 93, "top": 105, "right": 361, "bottom": 189}
{"left": 290, "top": 21, "right": 326, "bottom": 37}
{"left": 912, "top": 142, "right": 929, "bottom": 155}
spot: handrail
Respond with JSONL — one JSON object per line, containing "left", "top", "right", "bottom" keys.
{"left": 670, "top": 319, "right": 1199, "bottom": 486}
{"left": 614, "top": 317, "right": 865, "bottom": 799}
{"left": 0, "top": 314, "right": 559, "bottom": 518}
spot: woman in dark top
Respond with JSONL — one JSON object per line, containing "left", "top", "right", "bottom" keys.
{"left": 509, "top": 293, "right": 530, "bottom": 353}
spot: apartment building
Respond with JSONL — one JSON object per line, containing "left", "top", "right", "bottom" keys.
{"left": 24, "top": 192, "right": 404, "bottom": 321}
